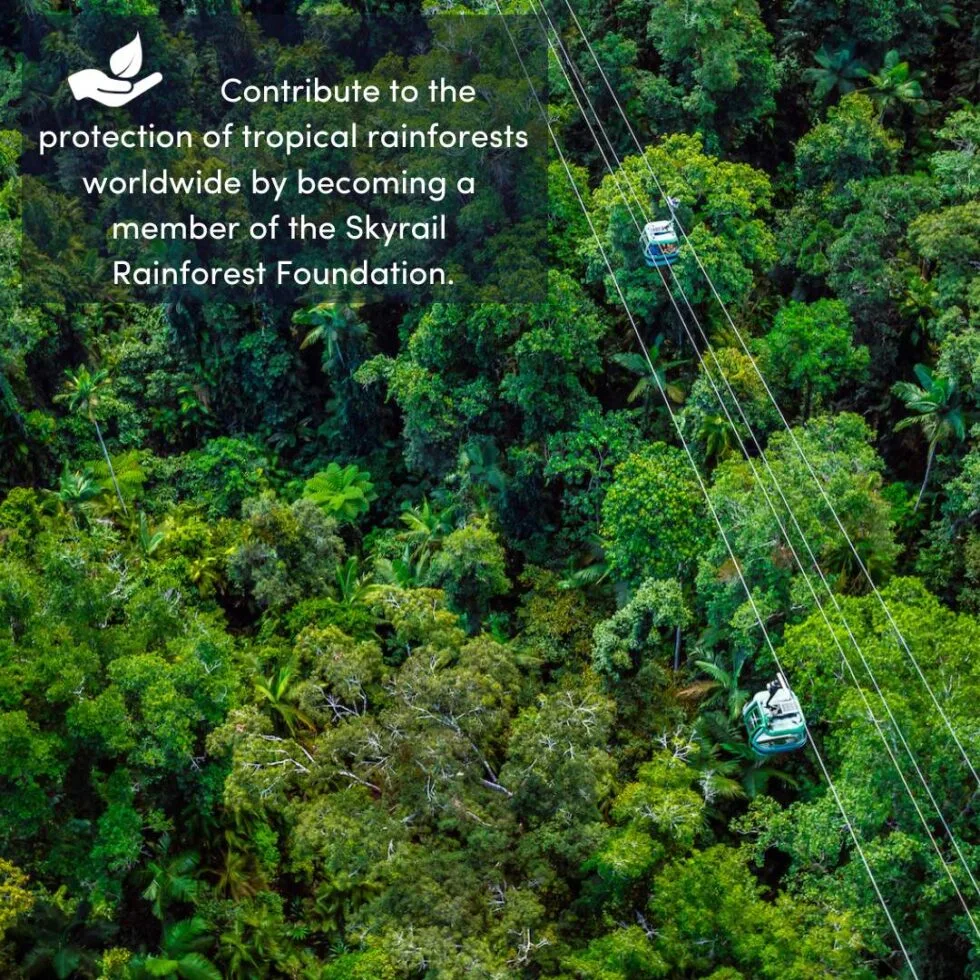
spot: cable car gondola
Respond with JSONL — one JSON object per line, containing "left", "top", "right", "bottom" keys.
{"left": 742, "top": 672, "right": 808, "bottom": 756}
{"left": 640, "top": 219, "right": 679, "bottom": 268}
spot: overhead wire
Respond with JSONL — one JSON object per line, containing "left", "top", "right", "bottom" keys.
{"left": 488, "top": 5, "right": 919, "bottom": 972}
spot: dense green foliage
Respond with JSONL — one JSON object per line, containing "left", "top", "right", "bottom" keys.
{"left": 1, "top": 0, "right": 979, "bottom": 976}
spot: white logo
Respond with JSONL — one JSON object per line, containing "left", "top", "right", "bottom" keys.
{"left": 68, "top": 33, "right": 163, "bottom": 107}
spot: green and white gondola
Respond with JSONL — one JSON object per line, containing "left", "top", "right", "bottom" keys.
{"left": 742, "top": 672, "right": 808, "bottom": 756}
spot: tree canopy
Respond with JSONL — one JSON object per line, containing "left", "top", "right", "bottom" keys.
{"left": 1, "top": 0, "right": 979, "bottom": 975}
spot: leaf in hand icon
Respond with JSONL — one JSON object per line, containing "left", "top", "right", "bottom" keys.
{"left": 68, "top": 33, "right": 162, "bottom": 107}
{"left": 110, "top": 34, "right": 144, "bottom": 78}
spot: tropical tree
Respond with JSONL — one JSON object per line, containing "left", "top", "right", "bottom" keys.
{"left": 684, "top": 651, "right": 750, "bottom": 721}
{"left": 645, "top": 846, "right": 871, "bottom": 976}
{"left": 689, "top": 711, "right": 795, "bottom": 800}
{"left": 700, "top": 414, "right": 899, "bottom": 638}
{"left": 611, "top": 335, "right": 687, "bottom": 411}
{"left": 760, "top": 299, "right": 869, "bottom": 419}
{"left": 294, "top": 302, "right": 367, "bottom": 373}
{"left": 211, "top": 831, "right": 265, "bottom": 902}
{"left": 335, "top": 556, "right": 384, "bottom": 608}
{"left": 0, "top": 859, "right": 32, "bottom": 943}
{"left": 304, "top": 463, "right": 376, "bottom": 523}
{"left": 137, "top": 511, "right": 165, "bottom": 557}
{"left": 429, "top": 516, "right": 511, "bottom": 625}
{"left": 699, "top": 413, "right": 736, "bottom": 465}
{"left": 16, "top": 894, "right": 114, "bottom": 980}
{"left": 864, "top": 49, "right": 927, "bottom": 121}
{"left": 803, "top": 44, "right": 868, "bottom": 102}
{"left": 545, "top": 409, "right": 644, "bottom": 549}
{"left": 456, "top": 438, "right": 509, "bottom": 511}
{"left": 908, "top": 200, "right": 980, "bottom": 311}
{"left": 142, "top": 841, "right": 200, "bottom": 922}
{"left": 893, "top": 364, "right": 967, "bottom": 509}
{"left": 930, "top": 104, "right": 980, "bottom": 203}
{"left": 602, "top": 444, "right": 709, "bottom": 585}
{"left": 397, "top": 497, "right": 455, "bottom": 567}
{"left": 794, "top": 93, "right": 900, "bottom": 191}
{"left": 645, "top": 0, "right": 778, "bottom": 147}
{"left": 254, "top": 664, "right": 314, "bottom": 736}
{"left": 900, "top": 274, "right": 940, "bottom": 337}
{"left": 128, "top": 917, "right": 220, "bottom": 980}
{"left": 49, "top": 466, "right": 102, "bottom": 517}
{"left": 54, "top": 366, "right": 126, "bottom": 513}
{"left": 591, "top": 577, "right": 689, "bottom": 679}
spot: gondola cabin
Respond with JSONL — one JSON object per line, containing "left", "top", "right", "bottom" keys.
{"left": 742, "top": 672, "right": 808, "bottom": 756}
{"left": 640, "top": 220, "right": 679, "bottom": 268}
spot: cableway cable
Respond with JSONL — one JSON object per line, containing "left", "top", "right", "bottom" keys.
{"left": 489, "top": 7, "right": 920, "bottom": 972}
